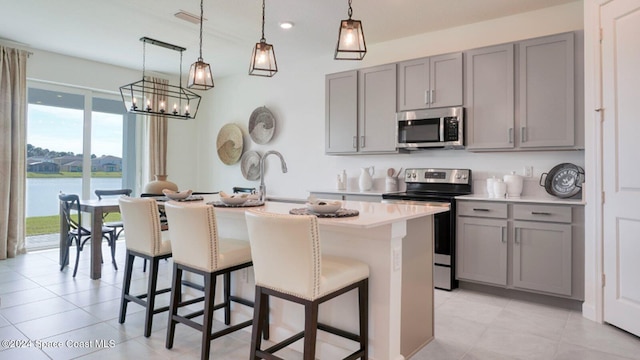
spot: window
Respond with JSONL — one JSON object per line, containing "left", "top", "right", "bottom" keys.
{"left": 25, "top": 83, "right": 136, "bottom": 250}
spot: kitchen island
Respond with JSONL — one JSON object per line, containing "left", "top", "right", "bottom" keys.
{"left": 199, "top": 197, "right": 448, "bottom": 360}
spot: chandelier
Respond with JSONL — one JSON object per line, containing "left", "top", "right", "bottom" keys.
{"left": 187, "top": 0, "right": 214, "bottom": 90}
{"left": 120, "top": 37, "right": 201, "bottom": 120}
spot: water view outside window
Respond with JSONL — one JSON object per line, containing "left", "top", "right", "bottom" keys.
{"left": 26, "top": 87, "right": 125, "bottom": 250}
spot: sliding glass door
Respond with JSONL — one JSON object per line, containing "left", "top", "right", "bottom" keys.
{"left": 25, "top": 83, "right": 135, "bottom": 250}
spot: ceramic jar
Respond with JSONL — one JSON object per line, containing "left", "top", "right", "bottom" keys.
{"left": 486, "top": 177, "right": 497, "bottom": 197}
{"left": 359, "top": 166, "right": 375, "bottom": 191}
{"left": 143, "top": 174, "right": 178, "bottom": 195}
{"left": 492, "top": 179, "right": 507, "bottom": 198}
{"left": 503, "top": 171, "right": 524, "bottom": 198}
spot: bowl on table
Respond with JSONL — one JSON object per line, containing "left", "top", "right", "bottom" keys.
{"left": 162, "top": 189, "right": 193, "bottom": 200}
{"left": 306, "top": 200, "right": 342, "bottom": 214}
{"left": 219, "top": 192, "right": 250, "bottom": 206}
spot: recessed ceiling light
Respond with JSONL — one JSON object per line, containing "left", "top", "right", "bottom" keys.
{"left": 279, "top": 22, "right": 294, "bottom": 30}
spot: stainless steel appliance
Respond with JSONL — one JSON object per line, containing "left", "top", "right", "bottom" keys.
{"left": 382, "top": 168, "right": 472, "bottom": 290}
{"left": 396, "top": 106, "right": 464, "bottom": 150}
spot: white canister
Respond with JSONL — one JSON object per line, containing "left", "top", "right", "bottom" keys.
{"left": 503, "top": 171, "right": 523, "bottom": 198}
{"left": 486, "top": 177, "right": 496, "bottom": 197}
{"left": 493, "top": 179, "right": 507, "bottom": 198}
{"left": 385, "top": 177, "right": 398, "bottom": 192}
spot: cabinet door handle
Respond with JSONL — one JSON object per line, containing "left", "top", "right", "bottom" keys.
{"left": 521, "top": 126, "right": 527, "bottom": 142}
{"left": 353, "top": 136, "right": 357, "bottom": 148}
{"left": 501, "top": 226, "right": 506, "bottom": 243}
{"left": 531, "top": 211, "right": 552, "bottom": 215}
{"left": 472, "top": 208, "right": 490, "bottom": 212}
{"left": 515, "top": 228, "right": 521, "bottom": 244}
{"left": 424, "top": 90, "right": 429, "bottom": 104}
{"left": 508, "top": 128, "right": 513, "bottom": 143}
{"left": 360, "top": 135, "right": 365, "bottom": 148}
{"left": 430, "top": 89, "right": 435, "bottom": 104}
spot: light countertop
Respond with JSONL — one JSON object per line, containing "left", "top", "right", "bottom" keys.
{"left": 309, "top": 189, "right": 385, "bottom": 196}
{"left": 196, "top": 195, "right": 448, "bottom": 229}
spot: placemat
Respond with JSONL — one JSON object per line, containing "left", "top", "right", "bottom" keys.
{"left": 208, "top": 200, "right": 265, "bottom": 208}
{"left": 157, "top": 195, "right": 204, "bottom": 202}
{"left": 289, "top": 208, "right": 359, "bottom": 218}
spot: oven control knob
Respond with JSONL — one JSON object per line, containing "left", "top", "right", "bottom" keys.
{"left": 455, "top": 174, "right": 461, "bottom": 179}
{"left": 462, "top": 174, "right": 468, "bottom": 180}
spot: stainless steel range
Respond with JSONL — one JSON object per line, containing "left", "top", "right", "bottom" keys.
{"left": 382, "top": 168, "right": 472, "bottom": 290}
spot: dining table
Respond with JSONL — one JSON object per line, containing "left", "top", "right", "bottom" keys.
{"left": 59, "top": 197, "right": 123, "bottom": 280}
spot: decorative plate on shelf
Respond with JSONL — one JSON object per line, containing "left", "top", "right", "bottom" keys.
{"left": 216, "top": 124, "right": 243, "bottom": 165}
{"left": 241, "top": 151, "right": 262, "bottom": 181}
{"left": 248, "top": 106, "right": 275, "bottom": 144}
{"left": 540, "top": 163, "right": 584, "bottom": 198}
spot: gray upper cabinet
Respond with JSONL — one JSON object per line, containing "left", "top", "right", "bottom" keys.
{"left": 397, "top": 53, "right": 463, "bottom": 111}
{"left": 518, "top": 32, "right": 575, "bottom": 148}
{"left": 465, "top": 44, "right": 515, "bottom": 150}
{"left": 358, "top": 64, "right": 397, "bottom": 153}
{"left": 465, "top": 31, "right": 581, "bottom": 151}
{"left": 325, "top": 65, "right": 397, "bottom": 155}
{"left": 325, "top": 70, "right": 358, "bottom": 154}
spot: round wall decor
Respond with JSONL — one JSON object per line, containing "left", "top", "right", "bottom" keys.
{"left": 248, "top": 106, "right": 275, "bottom": 144}
{"left": 216, "top": 124, "right": 243, "bottom": 165}
{"left": 241, "top": 151, "right": 262, "bottom": 181}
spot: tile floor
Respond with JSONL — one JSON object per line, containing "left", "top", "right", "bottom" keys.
{"left": 1, "top": 241, "right": 639, "bottom": 360}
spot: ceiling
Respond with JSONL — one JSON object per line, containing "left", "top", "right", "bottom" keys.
{"left": 0, "top": 0, "right": 576, "bottom": 78}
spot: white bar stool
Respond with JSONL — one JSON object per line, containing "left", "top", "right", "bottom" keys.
{"left": 164, "top": 202, "right": 264, "bottom": 360}
{"left": 118, "top": 197, "right": 173, "bottom": 337}
{"left": 245, "top": 209, "right": 369, "bottom": 360}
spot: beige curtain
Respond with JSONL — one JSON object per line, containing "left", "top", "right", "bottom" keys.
{"left": 146, "top": 76, "right": 169, "bottom": 182}
{"left": 0, "top": 46, "right": 28, "bottom": 259}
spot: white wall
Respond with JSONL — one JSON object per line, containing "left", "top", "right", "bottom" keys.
{"left": 196, "top": 1, "right": 585, "bottom": 198}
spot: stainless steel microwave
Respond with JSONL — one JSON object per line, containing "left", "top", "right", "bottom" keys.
{"left": 396, "top": 107, "right": 464, "bottom": 150}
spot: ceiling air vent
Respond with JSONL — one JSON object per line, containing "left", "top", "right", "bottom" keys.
{"left": 174, "top": 10, "right": 204, "bottom": 24}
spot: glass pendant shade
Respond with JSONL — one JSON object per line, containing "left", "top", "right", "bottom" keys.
{"left": 249, "top": 40, "right": 278, "bottom": 77}
{"left": 335, "top": 19, "right": 366, "bottom": 60}
{"left": 187, "top": 58, "right": 214, "bottom": 90}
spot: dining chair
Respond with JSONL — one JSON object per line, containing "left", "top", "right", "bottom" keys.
{"left": 117, "top": 197, "right": 172, "bottom": 337}
{"left": 164, "top": 201, "right": 265, "bottom": 360}
{"left": 59, "top": 193, "right": 117, "bottom": 277}
{"left": 95, "top": 188, "right": 132, "bottom": 240}
{"left": 245, "top": 209, "right": 369, "bottom": 360}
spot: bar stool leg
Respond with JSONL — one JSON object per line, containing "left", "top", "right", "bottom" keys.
{"left": 119, "top": 251, "right": 135, "bottom": 323}
{"left": 224, "top": 272, "right": 231, "bottom": 325}
{"left": 201, "top": 273, "right": 216, "bottom": 360}
{"left": 359, "top": 279, "right": 369, "bottom": 359}
{"left": 166, "top": 265, "right": 182, "bottom": 349}
{"left": 250, "top": 287, "right": 267, "bottom": 359}
{"left": 303, "top": 301, "right": 319, "bottom": 360}
{"left": 144, "top": 257, "right": 160, "bottom": 337}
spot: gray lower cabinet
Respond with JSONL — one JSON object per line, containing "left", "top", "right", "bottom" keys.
{"left": 512, "top": 220, "right": 572, "bottom": 296}
{"left": 465, "top": 31, "right": 581, "bottom": 151}
{"left": 397, "top": 52, "right": 463, "bottom": 111}
{"left": 457, "top": 216, "right": 508, "bottom": 286}
{"left": 456, "top": 200, "right": 584, "bottom": 299}
{"left": 325, "top": 64, "right": 397, "bottom": 155}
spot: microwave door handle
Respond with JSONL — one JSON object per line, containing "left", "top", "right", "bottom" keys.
{"left": 440, "top": 118, "right": 445, "bottom": 142}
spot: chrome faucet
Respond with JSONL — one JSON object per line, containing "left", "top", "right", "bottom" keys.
{"left": 258, "top": 150, "right": 288, "bottom": 202}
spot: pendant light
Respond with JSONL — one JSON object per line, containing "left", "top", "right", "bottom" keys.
{"left": 335, "top": 0, "right": 366, "bottom": 60}
{"left": 187, "top": 0, "right": 214, "bottom": 90}
{"left": 249, "top": 0, "right": 278, "bottom": 77}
